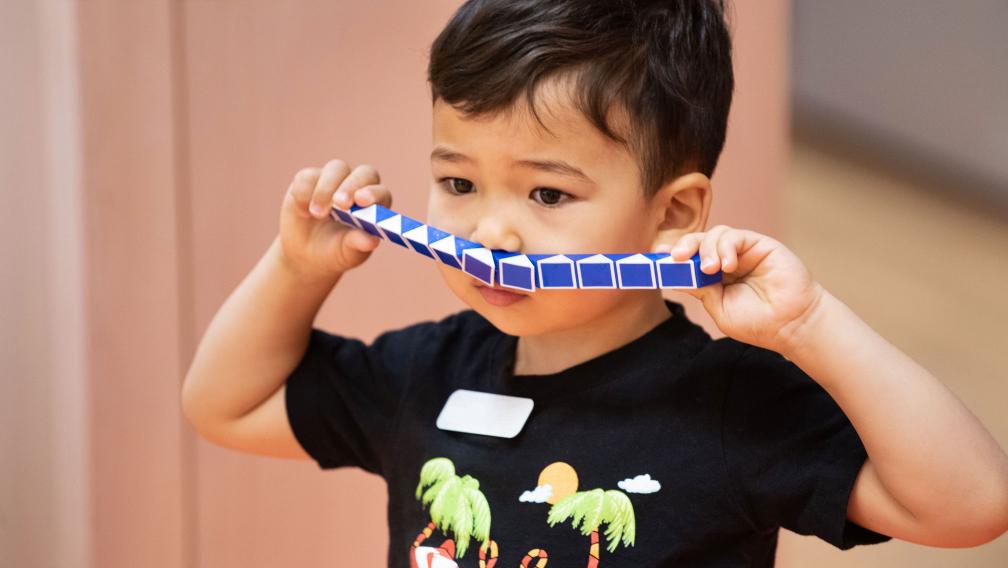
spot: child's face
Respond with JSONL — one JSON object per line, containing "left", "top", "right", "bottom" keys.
{"left": 427, "top": 79, "right": 681, "bottom": 337}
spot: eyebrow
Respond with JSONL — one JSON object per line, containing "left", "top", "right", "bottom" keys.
{"left": 430, "top": 146, "right": 595, "bottom": 184}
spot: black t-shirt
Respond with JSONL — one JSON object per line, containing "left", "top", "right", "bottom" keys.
{"left": 285, "top": 300, "right": 891, "bottom": 567}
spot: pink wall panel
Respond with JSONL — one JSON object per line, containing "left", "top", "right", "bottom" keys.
{"left": 77, "top": 1, "right": 189, "bottom": 566}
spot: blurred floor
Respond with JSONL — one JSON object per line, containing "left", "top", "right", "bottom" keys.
{"left": 775, "top": 139, "right": 1008, "bottom": 566}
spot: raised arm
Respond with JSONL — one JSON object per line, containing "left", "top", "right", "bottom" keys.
{"left": 181, "top": 159, "right": 393, "bottom": 458}
{"left": 785, "top": 290, "right": 1008, "bottom": 547}
{"left": 181, "top": 235, "right": 338, "bottom": 458}
{"left": 663, "top": 225, "right": 1008, "bottom": 548}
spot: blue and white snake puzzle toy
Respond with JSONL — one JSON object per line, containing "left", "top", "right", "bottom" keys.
{"left": 331, "top": 203, "right": 722, "bottom": 292}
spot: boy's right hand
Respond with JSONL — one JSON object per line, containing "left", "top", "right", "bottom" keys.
{"left": 277, "top": 159, "right": 393, "bottom": 282}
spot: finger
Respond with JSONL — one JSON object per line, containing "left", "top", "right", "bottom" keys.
{"left": 289, "top": 167, "right": 322, "bottom": 217}
{"left": 699, "top": 225, "right": 731, "bottom": 274}
{"left": 332, "top": 163, "right": 381, "bottom": 210}
{"left": 717, "top": 229, "right": 745, "bottom": 273}
{"left": 309, "top": 159, "right": 353, "bottom": 218}
{"left": 346, "top": 226, "right": 381, "bottom": 252}
{"left": 730, "top": 229, "right": 777, "bottom": 279}
{"left": 350, "top": 183, "right": 393, "bottom": 209}
{"left": 669, "top": 232, "right": 704, "bottom": 260}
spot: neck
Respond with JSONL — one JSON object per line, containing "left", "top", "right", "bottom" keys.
{"left": 512, "top": 293, "right": 673, "bottom": 376}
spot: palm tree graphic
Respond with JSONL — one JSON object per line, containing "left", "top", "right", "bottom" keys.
{"left": 546, "top": 488, "right": 636, "bottom": 567}
{"left": 414, "top": 457, "right": 493, "bottom": 560}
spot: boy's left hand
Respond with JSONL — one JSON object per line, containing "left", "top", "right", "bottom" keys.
{"left": 655, "top": 225, "right": 825, "bottom": 353}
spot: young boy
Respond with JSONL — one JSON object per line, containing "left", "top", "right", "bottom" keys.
{"left": 181, "top": 1, "right": 1008, "bottom": 566}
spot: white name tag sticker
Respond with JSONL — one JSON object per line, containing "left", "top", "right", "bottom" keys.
{"left": 436, "top": 389, "right": 534, "bottom": 438}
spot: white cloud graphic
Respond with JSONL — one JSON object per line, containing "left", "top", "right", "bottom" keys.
{"left": 519, "top": 484, "right": 554, "bottom": 503}
{"left": 618, "top": 474, "right": 661, "bottom": 494}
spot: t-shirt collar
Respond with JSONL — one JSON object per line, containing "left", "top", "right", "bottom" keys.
{"left": 486, "top": 299, "right": 709, "bottom": 400}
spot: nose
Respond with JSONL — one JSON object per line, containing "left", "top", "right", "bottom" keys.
{"left": 468, "top": 214, "right": 522, "bottom": 253}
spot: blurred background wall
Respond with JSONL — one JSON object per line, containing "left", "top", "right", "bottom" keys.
{"left": 1, "top": 1, "right": 1004, "bottom": 567}
{"left": 779, "top": 1, "right": 1008, "bottom": 565}
{"left": 3, "top": 1, "right": 91, "bottom": 567}
{"left": 792, "top": 0, "right": 1008, "bottom": 215}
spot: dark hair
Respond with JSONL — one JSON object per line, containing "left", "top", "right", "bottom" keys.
{"left": 427, "top": 0, "right": 734, "bottom": 199}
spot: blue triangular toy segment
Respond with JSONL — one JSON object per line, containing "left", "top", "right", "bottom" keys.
{"left": 535, "top": 255, "right": 578, "bottom": 289}
{"left": 604, "top": 253, "right": 634, "bottom": 262}
{"left": 658, "top": 263, "right": 694, "bottom": 288}
{"left": 580, "top": 264, "right": 614, "bottom": 287}
{"left": 493, "top": 251, "right": 536, "bottom": 291}
{"left": 349, "top": 205, "right": 383, "bottom": 237}
{"left": 693, "top": 252, "right": 723, "bottom": 286}
{"left": 454, "top": 238, "right": 482, "bottom": 258}
{"left": 373, "top": 204, "right": 396, "bottom": 223}
{"left": 433, "top": 251, "right": 461, "bottom": 268}
{"left": 398, "top": 215, "right": 423, "bottom": 234}
{"left": 332, "top": 208, "right": 358, "bottom": 228}
{"left": 330, "top": 205, "right": 725, "bottom": 289}
{"left": 425, "top": 226, "right": 451, "bottom": 244}
{"left": 577, "top": 255, "right": 616, "bottom": 288}
{"left": 430, "top": 235, "right": 464, "bottom": 269}
{"left": 401, "top": 222, "right": 434, "bottom": 259}
{"left": 617, "top": 264, "right": 655, "bottom": 288}
{"left": 462, "top": 248, "right": 495, "bottom": 286}
{"left": 502, "top": 264, "right": 535, "bottom": 291}
{"left": 615, "top": 254, "right": 656, "bottom": 288}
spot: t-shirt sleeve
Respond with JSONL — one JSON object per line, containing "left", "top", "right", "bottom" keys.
{"left": 284, "top": 323, "right": 427, "bottom": 476}
{"left": 720, "top": 343, "right": 893, "bottom": 550}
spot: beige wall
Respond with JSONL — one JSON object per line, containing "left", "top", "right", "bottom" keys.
{"left": 8, "top": 1, "right": 1001, "bottom": 567}
{"left": 776, "top": 141, "right": 1008, "bottom": 566}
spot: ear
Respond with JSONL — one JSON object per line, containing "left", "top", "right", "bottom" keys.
{"left": 649, "top": 172, "right": 711, "bottom": 248}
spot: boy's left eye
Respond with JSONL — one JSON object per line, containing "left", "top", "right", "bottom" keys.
{"left": 530, "top": 187, "right": 571, "bottom": 207}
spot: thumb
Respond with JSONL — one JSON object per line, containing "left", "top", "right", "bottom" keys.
{"left": 675, "top": 287, "right": 703, "bottom": 301}
{"left": 346, "top": 228, "right": 380, "bottom": 252}
{"left": 684, "top": 283, "right": 723, "bottom": 319}
{"left": 337, "top": 228, "right": 381, "bottom": 268}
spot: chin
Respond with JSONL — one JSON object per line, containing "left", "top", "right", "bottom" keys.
{"left": 468, "top": 303, "right": 540, "bottom": 336}
{"left": 436, "top": 265, "right": 612, "bottom": 337}
{"left": 468, "top": 288, "right": 611, "bottom": 338}
{"left": 453, "top": 286, "right": 530, "bottom": 334}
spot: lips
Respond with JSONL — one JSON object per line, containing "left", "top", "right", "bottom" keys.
{"left": 474, "top": 282, "right": 529, "bottom": 307}
{"left": 474, "top": 282, "right": 528, "bottom": 295}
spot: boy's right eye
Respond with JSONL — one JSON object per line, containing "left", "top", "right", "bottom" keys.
{"left": 438, "top": 177, "right": 475, "bottom": 195}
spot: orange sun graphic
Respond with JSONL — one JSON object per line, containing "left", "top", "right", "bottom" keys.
{"left": 537, "top": 461, "right": 579, "bottom": 504}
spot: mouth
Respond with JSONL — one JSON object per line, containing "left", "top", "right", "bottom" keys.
{"left": 473, "top": 282, "right": 528, "bottom": 293}
{"left": 473, "top": 281, "right": 529, "bottom": 306}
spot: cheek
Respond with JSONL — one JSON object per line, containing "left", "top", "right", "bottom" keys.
{"left": 539, "top": 289, "right": 614, "bottom": 314}
{"left": 426, "top": 186, "right": 454, "bottom": 224}
{"left": 435, "top": 262, "right": 475, "bottom": 297}
{"left": 426, "top": 192, "right": 443, "bottom": 226}
{"left": 578, "top": 209, "right": 653, "bottom": 252}
{"left": 426, "top": 196, "right": 469, "bottom": 237}
{"left": 528, "top": 205, "right": 642, "bottom": 254}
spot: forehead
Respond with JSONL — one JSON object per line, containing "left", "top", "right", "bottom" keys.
{"left": 431, "top": 77, "right": 637, "bottom": 183}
